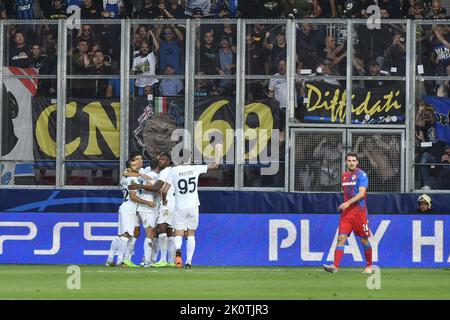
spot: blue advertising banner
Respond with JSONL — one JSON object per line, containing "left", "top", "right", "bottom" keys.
{"left": 1, "top": 189, "right": 450, "bottom": 214}
{"left": 0, "top": 212, "right": 449, "bottom": 267}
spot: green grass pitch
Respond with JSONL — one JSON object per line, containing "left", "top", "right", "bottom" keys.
{"left": 0, "top": 265, "right": 449, "bottom": 300}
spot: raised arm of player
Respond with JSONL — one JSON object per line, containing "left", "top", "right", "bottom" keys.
{"left": 338, "top": 186, "right": 367, "bottom": 211}
{"left": 129, "top": 190, "right": 156, "bottom": 208}
{"left": 207, "top": 144, "right": 223, "bottom": 170}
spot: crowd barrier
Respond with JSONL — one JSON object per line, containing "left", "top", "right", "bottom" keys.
{"left": 0, "top": 190, "right": 449, "bottom": 267}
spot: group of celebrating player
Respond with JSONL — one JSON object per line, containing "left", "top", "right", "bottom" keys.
{"left": 105, "top": 144, "right": 222, "bottom": 269}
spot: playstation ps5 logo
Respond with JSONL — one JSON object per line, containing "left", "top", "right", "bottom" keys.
{"left": 0, "top": 222, "right": 117, "bottom": 256}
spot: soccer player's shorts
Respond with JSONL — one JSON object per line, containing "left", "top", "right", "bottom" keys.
{"left": 173, "top": 206, "right": 199, "bottom": 231}
{"left": 338, "top": 214, "right": 370, "bottom": 238}
{"left": 157, "top": 204, "right": 174, "bottom": 226}
{"left": 118, "top": 210, "right": 138, "bottom": 236}
{"left": 137, "top": 208, "right": 158, "bottom": 228}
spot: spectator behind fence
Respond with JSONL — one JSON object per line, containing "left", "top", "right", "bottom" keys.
{"left": 1, "top": 0, "right": 7, "bottom": 19}
{"left": 430, "top": 24, "right": 450, "bottom": 77}
{"left": 132, "top": 36, "right": 159, "bottom": 96}
{"left": 281, "top": 0, "right": 313, "bottom": 18}
{"left": 437, "top": 144, "right": 450, "bottom": 189}
{"left": 136, "top": 25, "right": 151, "bottom": 44}
{"left": 70, "top": 39, "right": 95, "bottom": 97}
{"left": 379, "top": 0, "right": 403, "bottom": 18}
{"left": 257, "top": 0, "right": 282, "bottom": 18}
{"left": 90, "top": 50, "right": 113, "bottom": 97}
{"left": 196, "top": 29, "right": 221, "bottom": 75}
{"left": 311, "top": 136, "right": 342, "bottom": 191}
{"left": 156, "top": 24, "right": 184, "bottom": 75}
{"left": 75, "top": 24, "right": 98, "bottom": 55}
{"left": 321, "top": 35, "right": 346, "bottom": 74}
{"left": 426, "top": 0, "right": 445, "bottom": 18}
{"left": 102, "top": 0, "right": 122, "bottom": 18}
{"left": 13, "top": 0, "right": 36, "bottom": 19}
{"left": 46, "top": 0, "right": 67, "bottom": 19}
{"left": 313, "top": 0, "right": 337, "bottom": 17}
{"left": 9, "top": 31, "right": 30, "bottom": 68}
{"left": 297, "top": 23, "right": 322, "bottom": 70}
{"left": 194, "top": 71, "right": 219, "bottom": 97}
{"left": 415, "top": 102, "right": 446, "bottom": 190}
{"left": 383, "top": 31, "right": 406, "bottom": 75}
{"left": 216, "top": 23, "right": 236, "bottom": 51}
{"left": 159, "top": 64, "right": 184, "bottom": 96}
{"left": 184, "top": 0, "right": 217, "bottom": 18}
{"left": 364, "top": 59, "right": 389, "bottom": 89}
{"left": 265, "top": 28, "right": 287, "bottom": 75}
{"left": 354, "top": 135, "right": 400, "bottom": 192}
{"left": 165, "top": 0, "right": 185, "bottom": 18}
{"left": 246, "top": 33, "right": 266, "bottom": 75}
{"left": 28, "top": 43, "right": 48, "bottom": 71}
{"left": 408, "top": 1, "right": 425, "bottom": 18}
{"left": 80, "top": 0, "right": 102, "bottom": 18}
{"left": 135, "top": 0, "right": 162, "bottom": 18}
{"left": 218, "top": 35, "right": 236, "bottom": 95}
{"left": 268, "top": 59, "right": 287, "bottom": 131}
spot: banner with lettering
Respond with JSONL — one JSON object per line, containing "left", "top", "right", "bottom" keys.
{"left": 422, "top": 95, "right": 450, "bottom": 144}
{"left": 32, "top": 98, "right": 120, "bottom": 161}
{"left": 1, "top": 67, "right": 37, "bottom": 185}
{"left": 31, "top": 96, "right": 280, "bottom": 164}
{"left": 194, "top": 97, "right": 280, "bottom": 163}
{"left": 301, "top": 81, "right": 405, "bottom": 124}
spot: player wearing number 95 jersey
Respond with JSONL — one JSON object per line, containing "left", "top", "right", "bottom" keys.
{"left": 161, "top": 144, "right": 223, "bottom": 268}
{"left": 323, "top": 152, "right": 373, "bottom": 274}
{"left": 106, "top": 160, "right": 156, "bottom": 267}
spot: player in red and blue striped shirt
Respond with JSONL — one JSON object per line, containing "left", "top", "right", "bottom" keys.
{"left": 323, "top": 152, "right": 373, "bottom": 274}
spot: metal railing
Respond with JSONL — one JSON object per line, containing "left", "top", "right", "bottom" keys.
{"left": 0, "top": 19, "right": 449, "bottom": 192}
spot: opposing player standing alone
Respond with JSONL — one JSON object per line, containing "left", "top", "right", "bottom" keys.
{"left": 323, "top": 152, "right": 373, "bottom": 274}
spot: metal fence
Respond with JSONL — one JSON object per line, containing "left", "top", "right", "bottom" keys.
{"left": 0, "top": 19, "right": 449, "bottom": 192}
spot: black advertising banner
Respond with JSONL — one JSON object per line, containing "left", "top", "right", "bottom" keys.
{"left": 32, "top": 98, "right": 120, "bottom": 161}
{"left": 32, "top": 96, "right": 280, "bottom": 163}
{"left": 194, "top": 97, "right": 280, "bottom": 162}
{"left": 301, "top": 81, "right": 405, "bottom": 124}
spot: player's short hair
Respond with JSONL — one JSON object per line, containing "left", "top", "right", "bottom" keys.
{"left": 345, "top": 152, "right": 358, "bottom": 160}
{"left": 130, "top": 150, "right": 142, "bottom": 160}
{"left": 125, "top": 160, "right": 133, "bottom": 169}
{"left": 150, "top": 157, "right": 159, "bottom": 170}
{"left": 158, "top": 151, "right": 171, "bottom": 160}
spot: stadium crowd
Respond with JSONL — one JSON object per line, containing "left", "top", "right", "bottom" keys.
{"left": 2, "top": 0, "right": 450, "bottom": 190}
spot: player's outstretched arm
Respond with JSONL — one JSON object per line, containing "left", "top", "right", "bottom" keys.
{"left": 207, "top": 144, "right": 223, "bottom": 170}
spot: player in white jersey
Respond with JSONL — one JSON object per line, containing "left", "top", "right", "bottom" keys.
{"left": 133, "top": 152, "right": 175, "bottom": 267}
{"left": 106, "top": 160, "right": 156, "bottom": 267}
{"left": 162, "top": 144, "right": 222, "bottom": 268}
{"left": 153, "top": 152, "right": 177, "bottom": 267}
{"left": 136, "top": 158, "right": 162, "bottom": 267}
{"left": 121, "top": 151, "right": 150, "bottom": 263}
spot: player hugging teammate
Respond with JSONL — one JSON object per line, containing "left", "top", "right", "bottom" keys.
{"left": 106, "top": 145, "right": 222, "bottom": 268}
